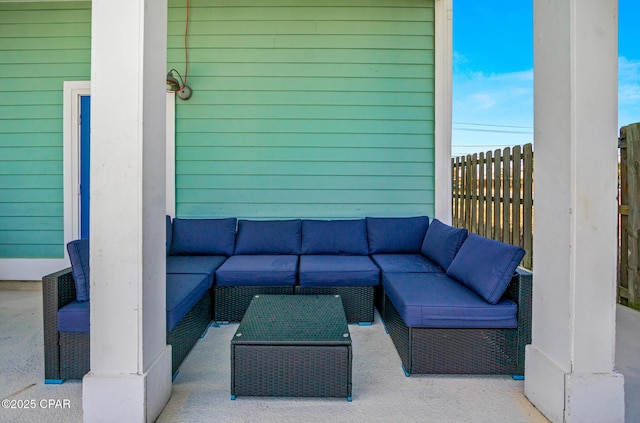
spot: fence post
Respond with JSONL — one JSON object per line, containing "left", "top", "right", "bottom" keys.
{"left": 464, "top": 155, "right": 472, "bottom": 231}
{"left": 502, "top": 147, "right": 512, "bottom": 244}
{"left": 512, "top": 145, "right": 522, "bottom": 249}
{"left": 470, "top": 153, "right": 478, "bottom": 234}
{"left": 478, "top": 152, "right": 486, "bottom": 237}
{"left": 618, "top": 128, "right": 628, "bottom": 304}
{"left": 486, "top": 150, "right": 494, "bottom": 238}
{"left": 451, "top": 156, "right": 458, "bottom": 227}
{"left": 625, "top": 123, "right": 640, "bottom": 307}
{"left": 493, "top": 149, "right": 501, "bottom": 241}
{"left": 523, "top": 144, "right": 534, "bottom": 269}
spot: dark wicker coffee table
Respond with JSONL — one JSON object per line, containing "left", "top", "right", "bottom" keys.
{"left": 230, "top": 294, "right": 353, "bottom": 400}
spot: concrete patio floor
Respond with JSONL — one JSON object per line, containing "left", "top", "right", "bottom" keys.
{"left": 0, "top": 281, "right": 637, "bottom": 422}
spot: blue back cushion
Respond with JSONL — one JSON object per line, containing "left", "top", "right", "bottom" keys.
{"left": 366, "top": 216, "right": 430, "bottom": 254}
{"left": 166, "top": 215, "right": 172, "bottom": 256}
{"left": 446, "top": 233, "right": 525, "bottom": 304}
{"left": 234, "top": 219, "right": 301, "bottom": 255}
{"left": 421, "top": 219, "right": 468, "bottom": 270}
{"left": 301, "top": 219, "right": 369, "bottom": 255}
{"left": 67, "top": 239, "right": 90, "bottom": 301}
{"left": 170, "top": 218, "right": 237, "bottom": 256}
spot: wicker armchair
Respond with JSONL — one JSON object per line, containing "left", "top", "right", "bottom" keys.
{"left": 42, "top": 268, "right": 212, "bottom": 383}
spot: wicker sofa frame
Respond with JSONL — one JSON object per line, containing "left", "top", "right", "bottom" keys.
{"left": 43, "top": 268, "right": 212, "bottom": 382}
{"left": 294, "top": 286, "right": 374, "bottom": 324}
{"left": 214, "top": 286, "right": 374, "bottom": 324}
{"left": 381, "top": 268, "right": 532, "bottom": 376}
{"left": 213, "top": 285, "right": 294, "bottom": 322}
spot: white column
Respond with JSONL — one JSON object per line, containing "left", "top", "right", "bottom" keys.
{"left": 83, "top": 1, "right": 171, "bottom": 422}
{"left": 526, "top": 1, "right": 624, "bottom": 422}
{"left": 434, "top": 0, "right": 453, "bottom": 223}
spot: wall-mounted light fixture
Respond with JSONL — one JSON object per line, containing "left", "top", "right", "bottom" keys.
{"left": 166, "top": 69, "right": 192, "bottom": 100}
{"left": 167, "top": 0, "right": 192, "bottom": 101}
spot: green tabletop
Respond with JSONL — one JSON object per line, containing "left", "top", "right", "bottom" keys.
{"left": 232, "top": 295, "right": 351, "bottom": 346}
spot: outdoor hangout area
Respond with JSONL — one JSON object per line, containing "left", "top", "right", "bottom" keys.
{"left": 0, "top": 0, "right": 633, "bottom": 421}
{"left": 45, "top": 216, "right": 531, "bottom": 387}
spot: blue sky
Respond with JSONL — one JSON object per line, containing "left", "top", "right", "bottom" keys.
{"left": 451, "top": 1, "right": 640, "bottom": 157}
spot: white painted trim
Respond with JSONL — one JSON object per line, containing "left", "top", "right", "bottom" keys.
{"left": 0, "top": 259, "right": 72, "bottom": 281}
{"left": 166, "top": 93, "right": 176, "bottom": 218}
{"left": 0, "top": 87, "right": 176, "bottom": 281}
{"left": 64, "top": 81, "right": 91, "bottom": 244}
{"left": 434, "top": 0, "right": 453, "bottom": 224}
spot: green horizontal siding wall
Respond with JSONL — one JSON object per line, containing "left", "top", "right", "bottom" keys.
{"left": 169, "top": 0, "right": 435, "bottom": 218}
{"left": 1, "top": 0, "right": 436, "bottom": 259}
{"left": 0, "top": 2, "right": 91, "bottom": 258}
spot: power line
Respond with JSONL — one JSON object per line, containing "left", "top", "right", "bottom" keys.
{"left": 453, "top": 121, "right": 533, "bottom": 129}
{"left": 454, "top": 128, "right": 533, "bottom": 134}
{"left": 453, "top": 144, "right": 519, "bottom": 147}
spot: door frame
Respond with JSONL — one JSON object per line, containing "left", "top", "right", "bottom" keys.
{"left": 63, "top": 80, "right": 176, "bottom": 257}
{"left": 63, "top": 81, "right": 91, "bottom": 247}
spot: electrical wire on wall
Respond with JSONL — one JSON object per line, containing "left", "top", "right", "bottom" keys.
{"left": 166, "top": 0, "right": 192, "bottom": 100}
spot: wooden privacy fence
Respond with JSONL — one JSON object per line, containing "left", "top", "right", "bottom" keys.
{"left": 618, "top": 123, "right": 640, "bottom": 308}
{"left": 452, "top": 144, "right": 534, "bottom": 269}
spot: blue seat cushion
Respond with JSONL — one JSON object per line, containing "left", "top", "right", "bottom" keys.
{"left": 382, "top": 272, "right": 517, "bottom": 328}
{"left": 170, "top": 218, "right": 237, "bottom": 256}
{"left": 58, "top": 274, "right": 212, "bottom": 334}
{"left": 67, "top": 239, "right": 90, "bottom": 301}
{"left": 234, "top": 219, "right": 301, "bottom": 255}
{"left": 447, "top": 233, "right": 525, "bottom": 304}
{"left": 421, "top": 219, "right": 468, "bottom": 270}
{"left": 301, "top": 219, "right": 369, "bottom": 255}
{"left": 215, "top": 255, "right": 298, "bottom": 287}
{"left": 166, "top": 273, "right": 211, "bottom": 332}
{"left": 57, "top": 300, "right": 90, "bottom": 333}
{"left": 371, "top": 254, "right": 443, "bottom": 273}
{"left": 299, "top": 255, "right": 380, "bottom": 287}
{"left": 166, "top": 255, "right": 226, "bottom": 278}
{"left": 366, "top": 216, "right": 430, "bottom": 254}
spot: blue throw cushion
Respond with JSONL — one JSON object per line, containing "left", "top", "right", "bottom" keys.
{"left": 166, "top": 273, "right": 211, "bottom": 332}
{"left": 446, "top": 234, "right": 525, "bottom": 304}
{"left": 67, "top": 239, "right": 90, "bottom": 301}
{"left": 215, "top": 255, "right": 298, "bottom": 287}
{"left": 234, "top": 219, "right": 301, "bottom": 255}
{"left": 57, "top": 300, "right": 90, "bottom": 333}
{"left": 166, "top": 215, "right": 172, "bottom": 256}
{"left": 382, "top": 272, "right": 517, "bottom": 328}
{"left": 170, "top": 218, "right": 237, "bottom": 256}
{"left": 301, "top": 219, "right": 369, "bottom": 255}
{"left": 421, "top": 219, "right": 468, "bottom": 270}
{"left": 299, "top": 255, "right": 380, "bottom": 287}
{"left": 366, "top": 216, "right": 429, "bottom": 254}
{"left": 371, "top": 254, "right": 442, "bottom": 273}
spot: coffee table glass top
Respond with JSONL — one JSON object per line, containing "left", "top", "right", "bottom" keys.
{"left": 232, "top": 295, "right": 351, "bottom": 345}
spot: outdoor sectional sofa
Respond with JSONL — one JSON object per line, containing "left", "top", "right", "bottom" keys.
{"left": 43, "top": 215, "right": 532, "bottom": 383}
